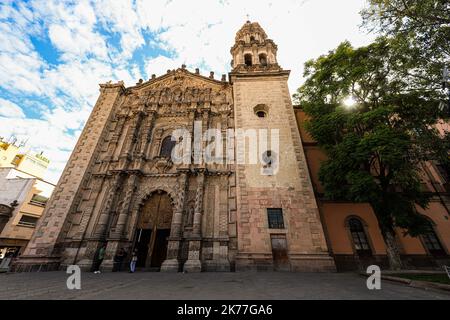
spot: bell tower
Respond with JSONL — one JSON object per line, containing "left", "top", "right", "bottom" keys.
{"left": 230, "top": 21, "right": 280, "bottom": 72}
{"left": 230, "top": 21, "right": 336, "bottom": 271}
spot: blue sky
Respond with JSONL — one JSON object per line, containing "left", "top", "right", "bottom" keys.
{"left": 0, "top": 0, "right": 374, "bottom": 183}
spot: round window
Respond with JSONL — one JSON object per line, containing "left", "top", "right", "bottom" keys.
{"left": 253, "top": 104, "right": 269, "bottom": 118}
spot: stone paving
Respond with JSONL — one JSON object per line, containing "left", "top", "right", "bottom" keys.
{"left": 1, "top": 271, "right": 449, "bottom": 300}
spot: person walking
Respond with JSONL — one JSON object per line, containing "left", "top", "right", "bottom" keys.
{"left": 130, "top": 250, "right": 138, "bottom": 273}
{"left": 93, "top": 244, "right": 106, "bottom": 274}
{"left": 113, "top": 248, "right": 126, "bottom": 272}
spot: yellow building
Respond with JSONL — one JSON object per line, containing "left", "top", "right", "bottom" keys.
{"left": 0, "top": 138, "right": 55, "bottom": 261}
{"left": 0, "top": 139, "right": 20, "bottom": 167}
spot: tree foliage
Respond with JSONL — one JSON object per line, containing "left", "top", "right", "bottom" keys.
{"left": 362, "top": 0, "right": 449, "bottom": 52}
{"left": 361, "top": 0, "right": 450, "bottom": 88}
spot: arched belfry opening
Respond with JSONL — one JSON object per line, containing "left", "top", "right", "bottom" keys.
{"left": 259, "top": 53, "right": 267, "bottom": 66}
{"left": 133, "top": 190, "right": 173, "bottom": 270}
{"left": 244, "top": 54, "right": 253, "bottom": 67}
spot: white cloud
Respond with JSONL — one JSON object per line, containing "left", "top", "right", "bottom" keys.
{"left": 145, "top": 55, "right": 183, "bottom": 77}
{"left": 0, "top": 98, "right": 25, "bottom": 118}
{"left": 0, "top": 116, "right": 78, "bottom": 184}
{"left": 94, "top": 0, "right": 145, "bottom": 60}
{"left": 32, "top": 0, "right": 108, "bottom": 61}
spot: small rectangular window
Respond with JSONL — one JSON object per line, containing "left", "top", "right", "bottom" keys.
{"left": 30, "top": 194, "right": 49, "bottom": 207}
{"left": 18, "top": 215, "right": 39, "bottom": 228}
{"left": 267, "top": 208, "right": 284, "bottom": 229}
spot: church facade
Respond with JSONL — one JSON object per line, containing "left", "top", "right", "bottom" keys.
{"left": 13, "top": 22, "right": 336, "bottom": 272}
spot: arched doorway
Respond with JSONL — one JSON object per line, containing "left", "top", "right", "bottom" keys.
{"left": 133, "top": 191, "right": 173, "bottom": 270}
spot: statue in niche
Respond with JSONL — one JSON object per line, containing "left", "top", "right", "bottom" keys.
{"left": 198, "top": 89, "right": 206, "bottom": 102}
{"left": 148, "top": 90, "right": 160, "bottom": 104}
{"left": 212, "top": 91, "right": 227, "bottom": 105}
{"left": 184, "top": 203, "right": 195, "bottom": 227}
{"left": 187, "top": 88, "right": 198, "bottom": 103}
{"left": 159, "top": 88, "right": 171, "bottom": 104}
{"left": 184, "top": 87, "right": 194, "bottom": 103}
{"left": 204, "top": 88, "right": 212, "bottom": 102}
{"left": 172, "top": 88, "right": 183, "bottom": 103}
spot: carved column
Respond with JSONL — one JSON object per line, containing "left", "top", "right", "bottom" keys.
{"left": 92, "top": 173, "right": 124, "bottom": 238}
{"left": 107, "top": 113, "right": 127, "bottom": 159}
{"left": 184, "top": 171, "right": 205, "bottom": 272}
{"left": 151, "top": 128, "right": 164, "bottom": 159}
{"left": 110, "top": 173, "right": 138, "bottom": 238}
{"left": 119, "top": 107, "right": 144, "bottom": 168}
{"left": 192, "top": 172, "right": 205, "bottom": 236}
{"left": 160, "top": 171, "right": 188, "bottom": 272}
{"left": 140, "top": 108, "right": 157, "bottom": 158}
{"left": 102, "top": 173, "right": 139, "bottom": 270}
{"left": 200, "top": 107, "right": 210, "bottom": 166}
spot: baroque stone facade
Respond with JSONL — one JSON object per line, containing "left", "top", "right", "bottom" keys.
{"left": 13, "top": 21, "right": 335, "bottom": 272}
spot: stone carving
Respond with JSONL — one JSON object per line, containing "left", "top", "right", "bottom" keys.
{"left": 153, "top": 157, "right": 173, "bottom": 174}
{"left": 135, "top": 71, "right": 233, "bottom": 108}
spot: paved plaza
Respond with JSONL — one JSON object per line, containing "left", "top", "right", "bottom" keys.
{"left": 1, "top": 271, "right": 449, "bottom": 300}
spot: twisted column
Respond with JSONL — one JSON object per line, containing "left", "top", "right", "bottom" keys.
{"left": 161, "top": 171, "right": 188, "bottom": 272}
{"left": 93, "top": 173, "right": 124, "bottom": 238}
{"left": 192, "top": 171, "right": 205, "bottom": 237}
{"left": 110, "top": 173, "right": 138, "bottom": 238}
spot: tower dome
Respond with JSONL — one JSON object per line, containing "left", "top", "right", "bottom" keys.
{"left": 230, "top": 21, "right": 281, "bottom": 72}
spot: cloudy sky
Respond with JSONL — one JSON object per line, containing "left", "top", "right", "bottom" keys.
{"left": 0, "top": 0, "right": 375, "bottom": 184}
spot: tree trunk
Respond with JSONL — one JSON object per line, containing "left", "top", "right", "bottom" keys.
{"left": 380, "top": 227, "right": 403, "bottom": 270}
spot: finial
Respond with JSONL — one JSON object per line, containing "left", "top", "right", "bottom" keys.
{"left": 246, "top": 14, "right": 250, "bottom": 23}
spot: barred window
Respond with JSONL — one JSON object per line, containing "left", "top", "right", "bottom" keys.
{"left": 348, "top": 217, "right": 372, "bottom": 256}
{"left": 267, "top": 208, "right": 284, "bottom": 229}
{"left": 422, "top": 221, "right": 445, "bottom": 256}
{"left": 18, "top": 215, "right": 39, "bottom": 228}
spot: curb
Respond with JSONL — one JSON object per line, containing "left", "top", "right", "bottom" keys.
{"left": 360, "top": 272, "right": 450, "bottom": 292}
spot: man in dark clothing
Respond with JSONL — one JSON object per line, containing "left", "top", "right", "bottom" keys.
{"left": 113, "top": 248, "right": 127, "bottom": 272}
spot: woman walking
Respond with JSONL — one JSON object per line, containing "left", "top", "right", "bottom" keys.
{"left": 130, "top": 250, "right": 138, "bottom": 273}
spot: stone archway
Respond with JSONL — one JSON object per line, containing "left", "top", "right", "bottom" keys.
{"left": 133, "top": 190, "right": 174, "bottom": 269}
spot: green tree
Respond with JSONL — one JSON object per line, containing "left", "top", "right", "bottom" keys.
{"left": 362, "top": 0, "right": 449, "bottom": 59}
{"left": 294, "top": 39, "right": 450, "bottom": 270}
{"left": 361, "top": 0, "right": 449, "bottom": 93}
{"left": 361, "top": 0, "right": 450, "bottom": 176}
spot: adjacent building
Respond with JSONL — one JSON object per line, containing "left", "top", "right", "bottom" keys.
{"left": 295, "top": 108, "right": 450, "bottom": 271}
{"left": 0, "top": 139, "right": 55, "bottom": 260}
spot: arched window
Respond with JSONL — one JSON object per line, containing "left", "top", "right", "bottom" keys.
{"left": 250, "top": 36, "right": 255, "bottom": 42}
{"left": 244, "top": 54, "right": 252, "bottom": 67}
{"left": 159, "top": 136, "right": 176, "bottom": 158}
{"left": 348, "top": 217, "right": 372, "bottom": 256}
{"left": 422, "top": 220, "right": 445, "bottom": 256}
{"left": 259, "top": 53, "right": 267, "bottom": 66}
